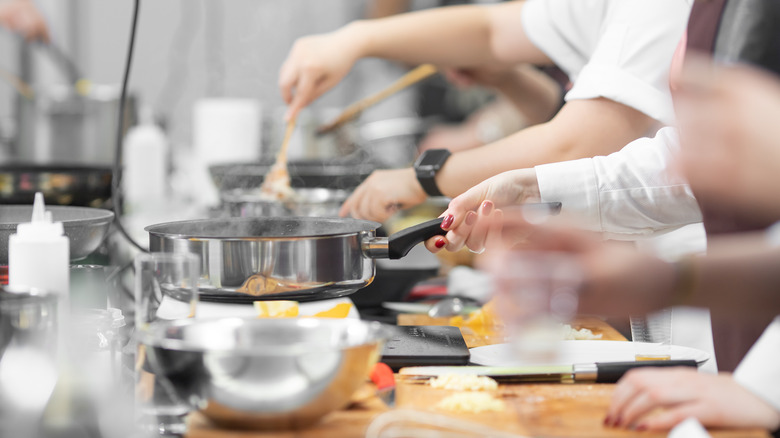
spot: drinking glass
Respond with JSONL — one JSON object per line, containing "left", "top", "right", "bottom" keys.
{"left": 490, "top": 251, "right": 581, "bottom": 364}
{"left": 630, "top": 308, "right": 672, "bottom": 360}
{"left": 134, "top": 252, "right": 199, "bottom": 436}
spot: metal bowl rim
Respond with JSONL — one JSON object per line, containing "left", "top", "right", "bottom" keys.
{"left": 0, "top": 205, "right": 114, "bottom": 229}
{"left": 140, "top": 317, "right": 390, "bottom": 354}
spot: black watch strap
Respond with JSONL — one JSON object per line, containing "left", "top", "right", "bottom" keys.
{"left": 414, "top": 149, "right": 451, "bottom": 197}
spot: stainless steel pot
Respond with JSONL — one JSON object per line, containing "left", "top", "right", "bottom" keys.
{"left": 145, "top": 217, "right": 445, "bottom": 302}
{"left": 220, "top": 188, "right": 350, "bottom": 218}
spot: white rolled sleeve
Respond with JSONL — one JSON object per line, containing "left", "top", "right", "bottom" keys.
{"left": 734, "top": 317, "right": 780, "bottom": 412}
{"left": 534, "top": 127, "right": 702, "bottom": 238}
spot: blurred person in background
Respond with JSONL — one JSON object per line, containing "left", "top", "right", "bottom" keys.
{"left": 279, "top": 0, "right": 691, "bottom": 222}
{"left": 424, "top": 0, "right": 779, "bottom": 371}
{"left": 0, "top": 0, "right": 49, "bottom": 42}
{"left": 427, "top": 62, "right": 780, "bottom": 435}
{"left": 367, "top": 0, "right": 565, "bottom": 155}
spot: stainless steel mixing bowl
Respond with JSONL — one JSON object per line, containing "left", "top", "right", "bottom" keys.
{"left": 140, "top": 317, "right": 389, "bottom": 430}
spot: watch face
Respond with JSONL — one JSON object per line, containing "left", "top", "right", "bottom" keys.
{"left": 417, "top": 149, "right": 451, "bottom": 169}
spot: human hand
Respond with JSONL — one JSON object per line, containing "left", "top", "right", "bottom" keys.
{"left": 606, "top": 368, "right": 780, "bottom": 431}
{"left": 278, "top": 24, "right": 366, "bottom": 121}
{"left": 338, "top": 167, "right": 426, "bottom": 222}
{"left": 424, "top": 168, "right": 540, "bottom": 253}
{"left": 0, "top": 0, "right": 50, "bottom": 42}
{"left": 676, "top": 62, "right": 780, "bottom": 220}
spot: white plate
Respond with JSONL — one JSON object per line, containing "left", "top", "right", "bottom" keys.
{"left": 469, "top": 340, "right": 710, "bottom": 366}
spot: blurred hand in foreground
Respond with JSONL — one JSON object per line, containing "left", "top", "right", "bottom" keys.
{"left": 606, "top": 368, "right": 780, "bottom": 432}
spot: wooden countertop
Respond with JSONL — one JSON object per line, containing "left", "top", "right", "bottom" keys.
{"left": 187, "top": 314, "right": 770, "bottom": 438}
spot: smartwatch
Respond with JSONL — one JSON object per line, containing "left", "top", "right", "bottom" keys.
{"left": 414, "top": 149, "right": 451, "bottom": 197}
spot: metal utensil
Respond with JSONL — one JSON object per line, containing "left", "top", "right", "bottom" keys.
{"left": 398, "top": 360, "right": 699, "bottom": 383}
{"left": 145, "top": 217, "right": 447, "bottom": 302}
{"left": 427, "top": 297, "right": 466, "bottom": 318}
{"left": 0, "top": 205, "right": 114, "bottom": 265}
{"left": 140, "top": 317, "right": 390, "bottom": 430}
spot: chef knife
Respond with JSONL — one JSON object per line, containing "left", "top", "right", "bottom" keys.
{"left": 398, "top": 360, "right": 698, "bottom": 384}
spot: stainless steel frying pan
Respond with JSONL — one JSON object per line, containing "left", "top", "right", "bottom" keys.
{"left": 146, "top": 217, "right": 446, "bottom": 303}
{"left": 0, "top": 205, "right": 114, "bottom": 265}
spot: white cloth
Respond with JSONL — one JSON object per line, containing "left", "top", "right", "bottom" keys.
{"left": 521, "top": 0, "right": 692, "bottom": 125}
{"left": 535, "top": 127, "right": 702, "bottom": 239}
{"left": 734, "top": 317, "right": 780, "bottom": 412}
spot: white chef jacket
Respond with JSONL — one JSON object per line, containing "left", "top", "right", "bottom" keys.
{"left": 522, "top": 0, "right": 692, "bottom": 125}
{"left": 535, "top": 127, "right": 702, "bottom": 239}
{"left": 734, "top": 317, "right": 780, "bottom": 413}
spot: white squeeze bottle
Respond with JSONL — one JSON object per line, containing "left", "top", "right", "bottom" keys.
{"left": 9, "top": 192, "right": 70, "bottom": 324}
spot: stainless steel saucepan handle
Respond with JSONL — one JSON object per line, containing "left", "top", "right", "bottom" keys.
{"left": 362, "top": 218, "right": 446, "bottom": 259}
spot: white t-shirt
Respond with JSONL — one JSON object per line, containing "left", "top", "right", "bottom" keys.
{"left": 734, "top": 317, "right": 780, "bottom": 413}
{"left": 522, "top": 0, "right": 692, "bottom": 125}
{"left": 535, "top": 126, "right": 702, "bottom": 239}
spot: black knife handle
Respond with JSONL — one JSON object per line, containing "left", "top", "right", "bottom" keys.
{"left": 595, "top": 360, "right": 698, "bottom": 383}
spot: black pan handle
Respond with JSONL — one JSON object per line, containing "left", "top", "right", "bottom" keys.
{"left": 387, "top": 218, "right": 447, "bottom": 259}
{"left": 594, "top": 360, "right": 698, "bottom": 383}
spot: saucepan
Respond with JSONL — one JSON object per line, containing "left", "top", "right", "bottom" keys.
{"left": 146, "top": 217, "right": 446, "bottom": 303}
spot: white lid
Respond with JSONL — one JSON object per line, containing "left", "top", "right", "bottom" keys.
{"left": 15, "top": 193, "right": 65, "bottom": 238}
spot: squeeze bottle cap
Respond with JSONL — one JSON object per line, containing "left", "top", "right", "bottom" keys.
{"left": 16, "top": 193, "right": 65, "bottom": 238}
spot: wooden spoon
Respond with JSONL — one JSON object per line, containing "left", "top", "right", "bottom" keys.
{"left": 260, "top": 118, "right": 297, "bottom": 199}
{"left": 317, "top": 63, "right": 437, "bottom": 135}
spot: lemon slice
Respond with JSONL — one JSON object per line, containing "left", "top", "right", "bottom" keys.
{"left": 313, "top": 302, "right": 352, "bottom": 318}
{"left": 253, "top": 300, "right": 299, "bottom": 318}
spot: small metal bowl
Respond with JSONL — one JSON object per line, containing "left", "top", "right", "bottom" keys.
{"left": 140, "top": 317, "right": 389, "bottom": 430}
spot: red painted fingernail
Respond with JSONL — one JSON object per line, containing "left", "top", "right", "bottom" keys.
{"left": 441, "top": 215, "right": 454, "bottom": 230}
{"left": 613, "top": 415, "right": 622, "bottom": 427}
{"left": 434, "top": 238, "right": 446, "bottom": 249}
{"left": 465, "top": 212, "right": 477, "bottom": 226}
{"left": 481, "top": 201, "right": 494, "bottom": 214}
{"left": 603, "top": 416, "right": 611, "bottom": 426}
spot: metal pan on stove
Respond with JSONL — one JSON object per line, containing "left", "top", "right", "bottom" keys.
{"left": 145, "top": 217, "right": 446, "bottom": 303}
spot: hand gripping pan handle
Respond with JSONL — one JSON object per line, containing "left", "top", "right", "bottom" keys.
{"left": 363, "top": 218, "right": 446, "bottom": 259}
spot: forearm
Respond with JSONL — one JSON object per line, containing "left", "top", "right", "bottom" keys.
{"left": 685, "top": 234, "right": 780, "bottom": 320}
{"left": 435, "top": 98, "right": 655, "bottom": 197}
{"left": 493, "top": 65, "right": 562, "bottom": 126}
{"left": 348, "top": 3, "right": 545, "bottom": 68}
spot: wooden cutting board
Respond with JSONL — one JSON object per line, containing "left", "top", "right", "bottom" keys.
{"left": 184, "top": 315, "right": 769, "bottom": 438}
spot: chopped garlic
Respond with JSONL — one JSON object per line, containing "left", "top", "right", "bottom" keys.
{"left": 562, "top": 324, "right": 603, "bottom": 340}
{"left": 429, "top": 374, "right": 498, "bottom": 391}
{"left": 435, "top": 392, "right": 506, "bottom": 413}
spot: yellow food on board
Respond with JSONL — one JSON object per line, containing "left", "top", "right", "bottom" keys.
{"left": 449, "top": 299, "right": 503, "bottom": 329}
{"left": 253, "top": 301, "right": 299, "bottom": 318}
{"left": 313, "top": 302, "right": 352, "bottom": 318}
{"left": 435, "top": 392, "right": 506, "bottom": 413}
